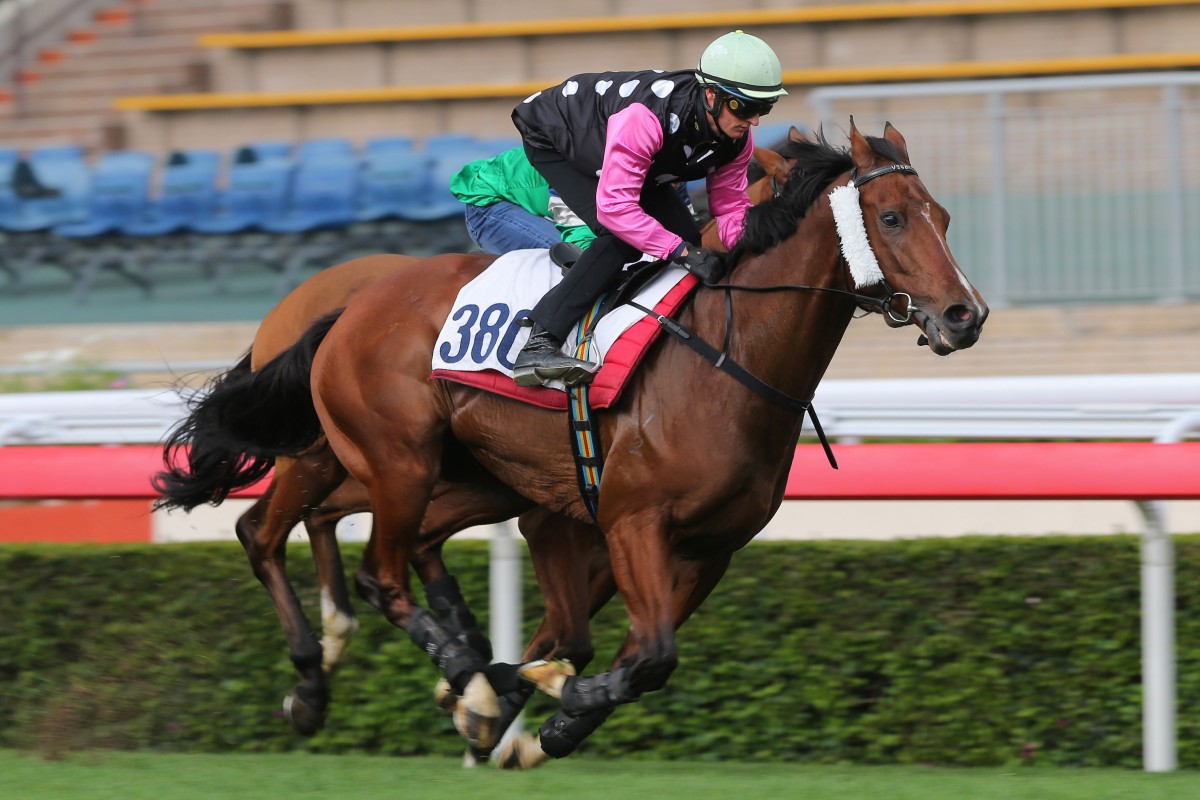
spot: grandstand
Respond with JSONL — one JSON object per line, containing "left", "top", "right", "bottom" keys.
{"left": 0, "top": 0, "right": 1197, "bottom": 372}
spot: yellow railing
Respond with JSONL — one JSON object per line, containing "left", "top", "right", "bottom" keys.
{"left": 198, "top": 0, "right": 1200, "bottom": 49}
{"left": 115, "top": 51, "right": 1200, "bottom": 111}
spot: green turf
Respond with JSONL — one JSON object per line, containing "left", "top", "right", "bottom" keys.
{"left": 1, "top": 751, "right": 1195, "bottom": 800}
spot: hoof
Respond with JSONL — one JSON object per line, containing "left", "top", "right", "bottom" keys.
{"left": 282, "top": 689, "right": 326, "bottom": 736}
{"left": 453, "top": 672, "right": 500, "bottom": 751}
{"left": 496, "top": 732, "right": 550, "bottom": 770}
{"left": 517, "top": 659, "right": 576, "bottom": 699}
{"left": 434, "top": 678, "right": 458, "bottom": 716}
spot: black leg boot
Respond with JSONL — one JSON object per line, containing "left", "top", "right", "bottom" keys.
{"left": 512, "top": 323, "right": 598, "bottom": 388}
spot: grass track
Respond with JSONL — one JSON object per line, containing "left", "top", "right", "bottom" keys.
{"left": 2, "top": 751, "right": 1196, "bottom": 800}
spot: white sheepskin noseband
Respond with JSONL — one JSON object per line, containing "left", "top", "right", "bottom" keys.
{"left": 828, "top": 181, "right": 884, "bottom": 289}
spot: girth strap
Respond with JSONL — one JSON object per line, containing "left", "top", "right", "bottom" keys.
{"left": 628, "top": 299, "right": 838, "bottom": 470}
{"left": 567, "top": 298, "right": 607, "bottom": 520}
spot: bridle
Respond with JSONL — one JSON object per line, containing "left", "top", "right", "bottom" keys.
{"left": 628, "top": 159, "right": 924, "bottom": 466}
{"left": 725, "top": 161, "right": 921, "bottom": 323}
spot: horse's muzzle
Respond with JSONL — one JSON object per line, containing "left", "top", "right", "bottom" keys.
{"left": 918, "top": 302, "right": 988, "bottom": 355}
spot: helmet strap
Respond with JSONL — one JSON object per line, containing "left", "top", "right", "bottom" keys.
{"left": 701, "top": 88, "right": 734, "bottom": 143}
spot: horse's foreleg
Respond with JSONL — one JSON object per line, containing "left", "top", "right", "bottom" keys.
{"left": 447, "top": 511, "right": 613, "bottom": 765}
{"left": 520, "top": 510, "right": 613, "bottom": 670}
{"left": 236, "top": 451, "right": 347, "bottom": 735}
{"left": 500, "top": 536, "right": 731, "bottom": 769}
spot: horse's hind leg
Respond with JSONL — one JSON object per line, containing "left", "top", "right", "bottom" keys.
{"left": 304, "top": 479, "right": 370, "bottom": 674}
{"left": 409, "top": 479, "right": 535, "bottom": 764}
{"left": 236, "top": 450, "right": 347, "bottom": 735}
{"left": 352, "top": 456, "right": 501, "bottom": 750}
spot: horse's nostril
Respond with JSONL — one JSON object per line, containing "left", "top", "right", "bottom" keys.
{"left": 944, "top": 304, "right": 974, "bottom": 329}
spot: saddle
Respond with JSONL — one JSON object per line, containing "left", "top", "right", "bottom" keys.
{"left": 550, "top": 242, "right": 584, "bottom": 275}
{"left": 430, "top": 248, "right": 698, "bottom": 410}
{"left": 551, "top": 241, "right": 673, "bottom": 329}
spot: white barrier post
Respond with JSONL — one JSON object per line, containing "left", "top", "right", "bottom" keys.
{"left": 1136, "top": 409, "right": 1200, "bottom": 772}
{"left": 489, "top": 519, "right": 523, "bottom": 739}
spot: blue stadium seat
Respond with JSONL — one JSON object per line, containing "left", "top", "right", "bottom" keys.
{"left": 395, "top": 145, "right": 497, "bottom": 223}
{"left": 356, "top": 148, "right": 427, "bottom": 223}
{"left": 422, "top": 133, "right": 478, "bottom": 157}
{"left": 479, "top": 136, "right": 522, "bottom": 156}
{"left": 52, "top": 157, "right": 156, "bottom": 302}
{"left": 245, "top": 141, "right": 293, "bottom": 162}
{"left": 121, "top": 161, "right": 219, "bottom": 237}
{"left": 364, "top": 135, "right": 415, "bottom": 155}
{"left": 0, "top": 154, "right": 91, "bottom": 232}
{"left": 94, "top": 150, "right": 156, "bottom": 172}
{"left": 0, "top": 155, "right": 21, "bottom": 288}
{"left": 54, "top": 159, "right": 153, "bottom": 239}
{"left": 170, "top": 149, "right": 222, "bottom": 173}
{"left": 261, "top": 156, "right": 360, "bottom": 293}
{"left": 297, "top": 137, "right": 355, "bottom": 162}
{"left": 188, "top": 158, "right": 294, "bottom": 294}
{"left": 0, "top": 151, "right": 20, "bottom": 219}
{"left": 347, "top": 147, "right": 430, "bottom": 255}
{"left": 259, "top": 156, "right": 359, "bottom": 234}
{"left": 189, "top": 160, "right": 292, "bottom": 234}
{"left": 30, "top": 145, "right": 85, "bottom": 163}
{"left": 0, "top": 149, "right": 92, "bottom": 293}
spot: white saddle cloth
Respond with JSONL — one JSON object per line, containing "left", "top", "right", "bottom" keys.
{"left": 431, "top": 248, "right": 685, "bottom": 392}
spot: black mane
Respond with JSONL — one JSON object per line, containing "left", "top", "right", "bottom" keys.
{"left": 726, "top": 129, "right": 905, "bottom": 264}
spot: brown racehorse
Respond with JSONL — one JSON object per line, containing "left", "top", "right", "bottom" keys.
{"left": 171, "top": 139, "right": 804, "bottom": 743}
{"left": 156, "top": 122, "right": 986, "bottom": 767}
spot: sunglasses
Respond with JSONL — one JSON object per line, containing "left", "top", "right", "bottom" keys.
{"left": 725, "top": 95, "right": 774, "bottom": 120}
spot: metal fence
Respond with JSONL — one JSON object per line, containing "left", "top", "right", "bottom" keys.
{"left": 810, "top": 72, "right": 1200, "bottom": 307}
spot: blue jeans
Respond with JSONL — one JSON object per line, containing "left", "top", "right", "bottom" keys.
{"left": 464, "top": 200, "right": 561, "bottom": 254}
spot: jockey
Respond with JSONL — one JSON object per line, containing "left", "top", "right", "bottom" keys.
{"left": 450, "top": 146, "right": 595, "bottom": 254}
{"left": 508, "top": 29, "right": 787, "bottom": 388}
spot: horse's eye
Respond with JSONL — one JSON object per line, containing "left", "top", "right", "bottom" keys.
{"left": 881, "top": 212, "right": 902, "bottom": 228}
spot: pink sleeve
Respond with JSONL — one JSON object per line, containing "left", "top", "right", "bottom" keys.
{"left": 595, "top": 104, "right": 686, "bottom": 260}
{"left": 705, "top": 130, "right": 754, "bottom": 250}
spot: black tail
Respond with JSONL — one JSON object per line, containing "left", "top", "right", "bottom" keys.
{"left": 152, "top": 310, "right": 343, "bottom": 511}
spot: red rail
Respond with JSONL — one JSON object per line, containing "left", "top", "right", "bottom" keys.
{"left": 1, "top": 442, "right": 1197, "bottom": 502}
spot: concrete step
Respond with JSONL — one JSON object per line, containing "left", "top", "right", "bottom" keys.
{"left": 0, "top": 127, "right": 105, "bottom": 154}
{"left": 129, "top": 3, "right": 290, "bottom": 36}
{"left": 0, "top": 108, "right": 114, "bottom": 128}
{"left": 36, "top": 50, "right": 204, "bottom": 78}
{"left": 2, "top": 92, "right": 118, "bottom": 117}
{"left": 56, "top": 33, "right": 201, "bottom": 61}
{"left": 12, "top": 72, "right": 180, "bottom": 99}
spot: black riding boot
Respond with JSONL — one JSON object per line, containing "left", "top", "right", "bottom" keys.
{"left": 512, "top": 323, "right": 598, "bottom": 388}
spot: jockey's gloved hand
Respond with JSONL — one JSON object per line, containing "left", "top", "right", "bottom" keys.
{"left": 673, "top": 246, "right": 725, "bottom": 284}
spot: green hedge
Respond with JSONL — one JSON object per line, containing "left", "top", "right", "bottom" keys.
{"left": 1, "top": 536, "right": 1197, "bottom": 766}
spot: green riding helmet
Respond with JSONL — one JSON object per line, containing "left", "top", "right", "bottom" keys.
{"left": 695, "top": 30, "right": 788, "bottom": 100}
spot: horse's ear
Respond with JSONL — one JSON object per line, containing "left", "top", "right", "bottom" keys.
{"left": 788, "top": 125, "right": 805, "bottom": 142}
{"left": 882, "top": 121, "right": 911, "bottom": 165}
{"left": 849, "top": 116, "right": 874, "bottom": 170}
{"left": 753, "top": 146, "right": 788, "bottom": 181}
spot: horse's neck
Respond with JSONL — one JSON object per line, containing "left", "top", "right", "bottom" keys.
{"left": 691, "top": 205, "right": 856, "bottom": 418}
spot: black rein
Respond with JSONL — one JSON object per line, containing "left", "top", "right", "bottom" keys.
{"left": 629, "top": 161, "right": 923, "bottom": 470}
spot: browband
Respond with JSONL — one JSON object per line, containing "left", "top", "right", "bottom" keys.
{"left": 850, "top": 163, "right": 918, "bottom": 187}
